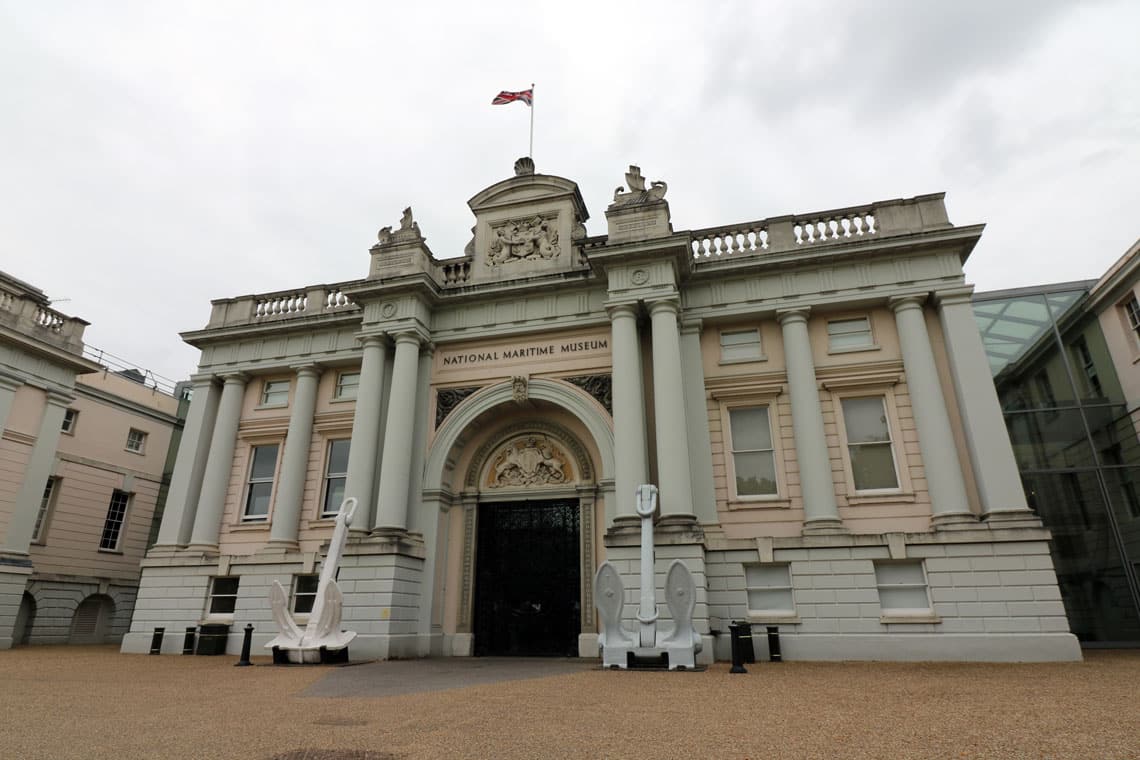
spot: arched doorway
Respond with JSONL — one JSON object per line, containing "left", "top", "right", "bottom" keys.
{"left": 13, "top": 591, "right": 36, "bottom": 646}
{"left": 70, "top": 594, "right": 115, "bottom": 644}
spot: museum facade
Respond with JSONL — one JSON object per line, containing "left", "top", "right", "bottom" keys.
{"left": 122, "top": 159, "right": 1081, "bottom": 661}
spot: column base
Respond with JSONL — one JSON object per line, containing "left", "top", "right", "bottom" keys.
{"left": 802, "top": 517, "right": 848, "bottom": 536}
{"left": 257, "top": 540, "right": 299, "bottom": 556}
{"left": 655, "top": 514, "right": 704, "bottom": 544}
{"left": 182, "top": 543, "right": 220, "bottom": 556}
{"left": 0, "top": 551, "right": 33, "bottom": 568}
{"left": 604, "top": 516, "right": 643, "bottom": 543}
{"left": 931, "top": 512, "right": 981, "bottom": 531}
{"left": 982, "top": 510, "right": 1044, "bottom": 529}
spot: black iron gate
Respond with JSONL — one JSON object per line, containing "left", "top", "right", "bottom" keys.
{"left": 473, "top": 499, "right": 581, "bottom": 656}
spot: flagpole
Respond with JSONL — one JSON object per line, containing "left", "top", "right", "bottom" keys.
{"left": 529, "top": 83, "right": 535, "bottom": 159}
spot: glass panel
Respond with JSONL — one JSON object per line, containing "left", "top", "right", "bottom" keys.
{"left": 734, "top": 452, "right": 777, "bottom": 495}
{"left": 1005, "top": 409, "right": 1095, "bottom": 470}
{"left": 295, "top": 576, "right": 320, "bottom": 594}
{"left": 245, "top": 482, "right": 272, "bottom": 517}
{"left": 729, "top": 407, "right": 772, "bottom": 451}
{"left": 323, "top": 477, "right": 346, "bottom": 515}
{"left": 875, "top": 563, "right": 924, "bottom": 585}
{"left": 209, "top": 595, "right": 237, "bottom": 614}
{"left": 337, "top": 373, "right": 360, "bottom": 399}
{"left": 879, "top": 587, "right": 929, "bottom": 611}
{"left": 747, "top": 589, "right": 794, "bottom": 612}
{"left": 212, "top": 577, "right": 239, "bottom": 595}
{"left": 849, "top": 443, "right": 899, "bottom": 490}
{"left": 842, "top": 397, "right": 890, "bottom": 443}
{"left": 250, "top": 445, "right": 279, "bottom": 479}
{"left": 829, "top": 331, "right": 873, "bottom": 350}
{"left": 745, "top": 565, "right": 790, "bottom": 587}
{"left": 327, "top": 440, "right": 350, "bottom": 474}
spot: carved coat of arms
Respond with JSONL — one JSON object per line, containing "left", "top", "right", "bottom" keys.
{"left": 487, "top": 436, "right": 571, "bottom": 487}
{"left": 487, "top": 216, "right": 560, "bottom": 265}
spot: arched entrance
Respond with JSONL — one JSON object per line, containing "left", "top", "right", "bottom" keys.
{"left": 70, "top": 594, "right": 115, "bottom": 644}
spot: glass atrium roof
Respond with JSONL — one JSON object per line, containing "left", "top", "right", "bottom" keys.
{"left": 973, "top": 289, "right": 1086, "bottom": 376}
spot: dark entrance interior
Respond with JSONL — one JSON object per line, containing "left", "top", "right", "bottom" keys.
{"left": 473, "top": 499, "right": 580, "bottom": 656}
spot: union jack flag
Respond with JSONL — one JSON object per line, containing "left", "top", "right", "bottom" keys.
{"left": 492, "top": 89, "right": 533, "bottom": 106}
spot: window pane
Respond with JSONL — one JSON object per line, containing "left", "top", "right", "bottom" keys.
{"left": 213, "top": 577, "right": 239, "bottom": 595}
{"left": 250, "top": 445, "right": 279, "bottom": 479}
{"left": 849, "top": 442, "right": 898, "bottom": 490}
{"left": 879, "top": 587, "right": 929, "bottom": 611}
{"left": 245, "top": 482, "right": 272, "bottom": 517}
{"left": 729, "top": 407, "right": 772, "bottom": 451}
{"left": 875, "top": 563, "right": 924, "bottom": 585}
{"left": 748, "top": 589, "right": 794, "bottom": 612}
{"left": 337, "top": 373, "right": 360, "bottom": 399}
{"left": 720, "top": 330, "right": 762, "bottom": 361}
{"left": 745, "top": 564, "right": 790, "bottom": 587}
{"left": 734, "top": 452, "right": 777, "bottom": 495}
{"left": 209, "top": 595, "right": 237, "bottom": 614}
{"left": 323, "top": 478, "right": 346, "bottom": 515}
{"left": 842, "top": 397, "right": 890, "bottom": 443}
{"left": 327, "top": 440, "right": 350, "bottom": 474}
{"left": 295, "top": 576, "right": 320, "bottom": 594}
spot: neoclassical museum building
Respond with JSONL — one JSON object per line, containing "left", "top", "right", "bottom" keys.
{"left": 123, "top": 159, "right": 1080, "bottom": 662}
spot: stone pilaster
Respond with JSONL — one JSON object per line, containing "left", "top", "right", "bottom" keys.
{"left": 187, "top": 373, "right": 248, "bottom": 552}
{"left": 0, "top": 373, "right": 21, "bottom": 435}
{"left": 777, "top": 308, "right": 845, "bottom": 534}
{"left": 648, "top": 299, "right": 695, "bottom": 521}
{"left": 268, "top": 364, "right": 321, "bottom": 547}
{"left": 934, "top": 288, "right": 1037, "bottom": 526}
{"left": 2, "top": 389, "right": 71, "bottom": 556}
{"left": 154, "top": 376, "right": 220, "bottom": 548}
{"left": 607, "top": 303, "right": 649, "bottom": 526}
{"left": 891, "top": 296, "right": 976, "bottom": 529}
{"left": 374, "top": 332, "right": 422, "bottom": 532}
{"left": 344, "top": 336, "right": 388, "bottom": 531}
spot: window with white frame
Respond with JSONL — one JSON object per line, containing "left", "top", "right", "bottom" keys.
{"left": 32, "top": 477, "right": 57, "bottom": 543}
{"left": 207, "top": 577, "right": 240, "bottom": 616}
{"left": 874, "top": 561, "right": 932, "bottom": 615}
{"left": 321, "top": 439, "right": 350, "bottom": 517}
{"left": 335, "top": 371, "right": 360, "bottom": 400}
{"left": 840, "top": 396, "right": 900, "bottom": 491}
{"left": 61, "top": 409, "right": 78, "bottom": 434}
{"left": 745, "top": 564, "right": 794, "bottom": 616}
{"left": 125, "top": 428, "right": 147, "bottom": 454}
{"left": 242, "top": 444, "right": 279, "bottom": 521}
{"left": 292, "top": 575, "right": 319, "bottom": 615}
{"left": 1124, "top": 296, "right": 1140, "bottom": 344}
{"left": 99, "top": 489, "right": 130, "bottom": 550}
{"left": 260, "top": 379, "right": 290, "bottom": 406}
{"left": 720, "top": 329, "right": 763, "bottom": 362}
{"left": 727, "top": 406, "right": 778, "bottom": 496}
{"left": 827, "top": 317, "right": 874, "bottom": 351}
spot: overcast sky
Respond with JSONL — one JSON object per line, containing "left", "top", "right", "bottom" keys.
{"left": 3, "top": 0, "right": 1138, "bottom": 384}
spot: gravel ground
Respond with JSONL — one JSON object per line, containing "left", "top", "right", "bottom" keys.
{"left": 1, "top": 646, "right": 1138, "bottom": 760}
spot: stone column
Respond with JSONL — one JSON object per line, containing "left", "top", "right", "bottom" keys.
{"left": 0, "top": 373, "right": 21, "bottom": 435}
{"left": 891, "top": 296, "right": 975, "bottom": 528}
{"left": 344, "top": 336, "right": 387, "bottom": 531}
{"left": 934, "top": 288, "right": 1035, "bottom": 524}
{"left": 607, "top": 303, "right": 649, "bottom": 525}
{"left": 680, "top": 320, "right": 718, "bottom": 524}
{"left": 777, "top": 308, "right": 844, "bottom": 534}
{"left": 374, "top": 332, "right": 421, "bottom": 532}
{"left": 649, "top": 299, "right": 695, "bottom": 520}
{"left": 187, "top": 373, "right": 248, "bottom": 551}
{"left": 154, "top": 376, "right": 221, "bottom": 548}
{"left": 268, "top": 365, "right": 321, "bottom": 547}
{"left": 2, "top": 389, "right": 72, "bottom": 556}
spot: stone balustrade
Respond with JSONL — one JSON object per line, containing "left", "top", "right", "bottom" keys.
{"left": 690, "top": 193, "right": 951, "bottom": 262}
{"left": 207, "top": 285, "right": 358, "bottom": 329}
{"left": 0, "top": 275, "right": 88, "bottom": 354}
{"left": 439, "top": 257, "right": 472, "bottom": 285}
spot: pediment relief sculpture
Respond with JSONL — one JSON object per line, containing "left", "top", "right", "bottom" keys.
{"left": 487, "top": 214, "right": 560, "bottom": 266}
{"left": 485, "top": 435, "right": 574, "bottom": 488}
{"left": 611, "top": 165, "right": 667, "bottom": 207}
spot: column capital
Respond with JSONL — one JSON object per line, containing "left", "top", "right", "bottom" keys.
{"left": 290, "top": 363, "right": 322, "bottom": 379}
{"left": 888, "top": 293, "right": 928, "bottom": 313}
{"left": 189, "top": 372, "right": 220, "bottom": 387}
{"left": 45, "top": 388, "right": 76, "bottom": 408}
{"left": 776, "top": 307, "right": 810, "bottom": 326}
{"left": 931, "top": 286, "right": 976, "bottom": 308}
{"left": 357, "top": 333, "right": 389, "bottom": 349}
{"left": 605, "top": 302, "right": 640, "bottom": 320}
{"left": 647, "top": 297, "right": 680, "bottom": 317}
{"left": 391, "top": 330, "right": 423, "bottom": 348}
{"left": 0, "top": 372, "right": 22, "bottom": 392}
{"left": 680, "top": 318, "right": 703, "bottom": 335}
{"left": 220, "top": 372, "right": 249, "bottom": 385}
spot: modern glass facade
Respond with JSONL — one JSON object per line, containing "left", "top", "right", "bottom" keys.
{"left": 974, "top": 284, "right": 1140, "bottom": 644}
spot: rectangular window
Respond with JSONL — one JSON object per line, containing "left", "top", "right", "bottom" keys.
{"left": 32, "top": 478, "right": 57, "bottom": 543}
{"left": 321, "top": 439, "right": 351, "bottom": 517}
{"left": 1033, "top": 371, "right": 1056, "bottom": 409}
{"left": 207, "top": 577, "right": 240, "bottom": 615}
{"left": 261, "top": 379, "right": 290, "bottom": 406}
{"left": 99, "top": 489, "right": 130, "bottom": 550}
{"left": 125, "top": 428, "right": 147, "bottom": 453}
{"left": 827, "top": 317, "right": 873, "bottom": 351}
{"left": 61, "top": 409, "right": 78, "bottom": 434}
{"left": 292, "top": 575, "right": 320, "bottom": 615}
{"left": 728, "top": 406, "right": 778, "bottom": 496}
{"left": 841, "top": 396, "right": 900, "bottom": 491}
{"left": 1072, "top": 336, "right": 1103, "bottom": 398}
{"left": 874, "top": 561, "right": 932, "bottom": 615}
{"left": 745, "top": 564, "right": 794, "bottom": 616}
{"left": 1124, "top": 296, "right": 1140, "bottom": 341}
{"left": 335, "top": 372, "right": 360, "bottom": 400}
{"left": 243, "top": 444, "right": 279, "bottom": 521}
{"left": 720, "top": 329, "right": 763, "bottom": 362}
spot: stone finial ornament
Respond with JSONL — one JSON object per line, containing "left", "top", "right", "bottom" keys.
{"left": 514, "top": 156, "right": 535, "bottom": 176}
{"left": 375, "top": 207, "right": 425, "bottom": 249}
{"left": 265, "top": 497, "right": 358, "bottom": 663}
{"left": 611, "top": 165, "right": 668, "bottom": 206}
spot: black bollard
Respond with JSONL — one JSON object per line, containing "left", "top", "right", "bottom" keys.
{"left": 766, "top": 626, "right": 782, "bottom": 662}
{"left": 728, "top": 621, "right": 748, "bottom": 674}
{"left": 149, "top": 627, "right": 165, "bottom": 655}
{"left": 182, "top": 627, "right": 197, "bottom": 655}
{"left": 234, "top": 623, "right": 254, "bottom": 667}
